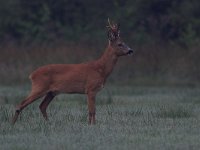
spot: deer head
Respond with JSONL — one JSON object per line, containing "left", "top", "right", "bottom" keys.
{"left": 107, "top": 18, "right": 133, "bottom": 56}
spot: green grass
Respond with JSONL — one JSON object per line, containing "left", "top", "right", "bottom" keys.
{"left": 0, "top": 85, "right": 200, "bottom": 150}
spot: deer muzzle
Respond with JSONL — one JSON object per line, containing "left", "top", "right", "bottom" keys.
{"left": 127, "top": 49, "right": 133, "bottom": 55}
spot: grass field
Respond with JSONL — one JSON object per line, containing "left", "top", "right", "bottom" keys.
{"left": 0, "top": 85, "right": 200, "bottom": 150}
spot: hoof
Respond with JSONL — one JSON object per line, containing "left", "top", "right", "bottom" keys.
{"left": 11, "top": 108, "right": 21, "bottom": 125}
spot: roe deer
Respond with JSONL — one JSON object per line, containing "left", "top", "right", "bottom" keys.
{"left": 12, "top": 19, "right": 133, "bottom": 125}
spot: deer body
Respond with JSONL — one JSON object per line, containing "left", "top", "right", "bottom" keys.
{"left": 30, "top": 63, "right": 91, "bottom": 94}
{"left": 12, "top": 20, "right": 133, "bottom": 125}
{"left": 30, "top": 45, "right": 117, "bottom": 95}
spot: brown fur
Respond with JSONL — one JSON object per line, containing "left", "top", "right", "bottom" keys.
{"left": 12, "top": 21, "right": 133, "bottom": 125}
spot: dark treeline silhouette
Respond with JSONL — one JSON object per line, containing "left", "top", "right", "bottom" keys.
{"left": 0, "top": 0, "right": 200, "bottom": 46}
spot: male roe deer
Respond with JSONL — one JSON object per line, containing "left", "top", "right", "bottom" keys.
{"left": 12, "top": 19, "right": 133, "bottom": 125}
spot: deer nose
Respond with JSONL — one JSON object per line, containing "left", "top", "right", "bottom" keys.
{"left": 127, "top": 49, "right": 133, "bottom": 55}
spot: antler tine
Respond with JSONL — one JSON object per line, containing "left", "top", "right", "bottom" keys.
{"left": 107, "top": 18, "right": 111, "bottom": 28}
{"left": 107, "top": 18, "right": 115, "bottom": 30}
{"left": 108, "top": 18, "right": 120, "bottom": 31}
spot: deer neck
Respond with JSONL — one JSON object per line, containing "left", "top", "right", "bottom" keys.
{"left": 96, "top": 44, "right": 118, "bottom": 78}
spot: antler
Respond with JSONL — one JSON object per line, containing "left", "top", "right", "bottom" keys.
{"left": 107, "top": 18, "right": 118, "bottom": 31}
{"left": 107, "top": 18, "right": 112, "bottom": 28}
{"left": 107, "top": 18, "right": 120, "bottom": 41}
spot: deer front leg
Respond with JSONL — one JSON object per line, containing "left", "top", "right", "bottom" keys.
{"left": 87, "top": 92, "right": 96, "bottom": 125}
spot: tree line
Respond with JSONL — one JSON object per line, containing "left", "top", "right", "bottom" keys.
{"left": 0, "top": 0, "right": 200, "bottom": 46}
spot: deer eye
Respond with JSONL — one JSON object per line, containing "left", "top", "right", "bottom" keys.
{"left": 118, "top": 43, "right": 123, "bottom": 47}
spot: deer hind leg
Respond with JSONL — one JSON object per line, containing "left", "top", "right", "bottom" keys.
{"left": 12, "top": 90, "right": 46, "bottom": 125}
{"left": 87, "top": 92, "right": 96, "bottom": 125}
{"left": 39, "top": 91, "right": 55, "bottom": 121}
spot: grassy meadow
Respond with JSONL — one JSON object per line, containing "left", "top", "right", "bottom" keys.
{"left": 0, "top": 85, "right": 200, "bottom": 150}
{"left": 0, "top": 43, "right": 200, "bottom": 150}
